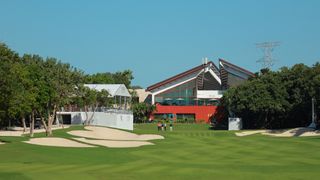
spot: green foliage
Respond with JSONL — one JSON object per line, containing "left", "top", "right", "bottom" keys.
{"left": 131, "top": 85, "right": 143, "bottom": 89}
{"left": 132, "top": 103, "right": 156, "bottom": 123}
{"left": 0, "top": 43, "right": 134, "bottom": 130}
{"left": 85, "top": 70, "right": 134, "bottom": 88}
{"left": 222, "top": 63, "right": 320, "bottom": 129}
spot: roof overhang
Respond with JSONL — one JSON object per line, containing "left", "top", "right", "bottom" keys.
{"left": 147, "top": 61, "right": 217, "bottom": 92}
{"left": 84, "top": 84, "right": 131, "bottom": 97}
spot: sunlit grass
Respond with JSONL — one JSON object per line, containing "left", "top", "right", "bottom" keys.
{"left": 0, "top": 124, "right": 319, "bottom": 179}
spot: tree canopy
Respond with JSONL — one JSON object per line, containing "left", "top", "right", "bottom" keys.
{"left": 0, "top": 43, "right": 135, "bottom": 135}
{"left": 84, "top": 70, "right": 134, "bottom": 88}
{"left": 222, "top": 63, "right": 320, "bottom": 129}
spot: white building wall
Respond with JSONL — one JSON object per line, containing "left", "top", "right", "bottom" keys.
{"left": 57, "top": 111, "right": 133, "bottom": 131}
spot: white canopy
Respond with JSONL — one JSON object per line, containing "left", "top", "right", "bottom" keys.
{"left": 84, "top": 84, "right": 131, "bottom": 97}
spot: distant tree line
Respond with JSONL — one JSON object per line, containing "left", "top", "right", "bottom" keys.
{"left": 84, "top": 70, "right": 133, "bottom": 88}
{"left": 0, "top": 43, "right": 134, "bottom": 136}
{"left": 221, "top": 64, "right": 320, "bottom": 129}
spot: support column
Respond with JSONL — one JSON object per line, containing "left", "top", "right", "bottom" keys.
{"left": 152, "top": 94, "right": 155, "bottom": 104}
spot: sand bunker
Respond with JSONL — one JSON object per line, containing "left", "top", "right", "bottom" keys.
{"left": 0, "top": 131, "right": 24, "bottom": 137}
{"left": 24, "top": 137, "right": 95, "bottom": 147}
{"left": 68, "top": 126, "right": 164, "bottom": 141}
{"left": 235, "top": 130, "right": 267, "bottom": 137}
{"left": 236, "top": 127, "right": 320, "bottom": 137}
{"left": 73, "top": 138, "right": 154, "bottom": 148}
{"left": 262, "top": 127, "right": 320, "bottom": 137}
{"left": 0, "top": 142, "right": 5, "bottom": 145}
{"left": 22, "top": 126, "right": 163, "bottom": 148}
{"left": 0, "top": 126, "right": 70, "bottom": 137}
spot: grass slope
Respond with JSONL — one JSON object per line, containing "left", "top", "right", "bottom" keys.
{"left": 0, "top": 124, "right": 320, "bottom": 180}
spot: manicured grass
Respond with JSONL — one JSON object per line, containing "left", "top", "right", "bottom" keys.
{"left": 0, "top": 124, "right": 320, "bottom": 179}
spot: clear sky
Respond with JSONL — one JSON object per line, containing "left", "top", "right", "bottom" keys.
{"left": 1, "top": 0, "right": 320, "bottom": 88}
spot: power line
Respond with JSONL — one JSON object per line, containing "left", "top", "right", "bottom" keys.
{"left": 256, "top": 41, "right": 280, "bottom": 69}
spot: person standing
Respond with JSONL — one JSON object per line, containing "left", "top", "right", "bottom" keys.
{"left": 157, "top": 122, "right": 161, "bottom": 131}
{"left": 164, "top": 122, "right": 167, "bottom": 131}
{"left": 161, "top": 121, "right": 164, "bottom": 131}
{"left": 170, "top": 122, "right": 173, "bottom": 131}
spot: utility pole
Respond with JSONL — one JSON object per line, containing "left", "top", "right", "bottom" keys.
{"left": 308, "top": 98, "right": 317, "bottom": 129}
{"left": 256, "top": 41, "right": 280, "bottom": 69}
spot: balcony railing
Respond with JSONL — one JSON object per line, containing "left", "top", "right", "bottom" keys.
{"left": 59, "top": 106, "right": 132, "bottom": 114}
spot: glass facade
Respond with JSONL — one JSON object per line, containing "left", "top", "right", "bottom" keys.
{"left": 154, "top": 78, "right": 221, "bottom": 106}
{"left": 155, "top": 79, "right": 197, "bottom": 105}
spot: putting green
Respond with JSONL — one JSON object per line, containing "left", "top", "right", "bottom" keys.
{"left": 0, "top": 124, "right": 320, "bottom": 180}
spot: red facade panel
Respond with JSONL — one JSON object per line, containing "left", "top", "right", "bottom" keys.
{"left": 152, "top": 104, "right": 218, "bottom": 123}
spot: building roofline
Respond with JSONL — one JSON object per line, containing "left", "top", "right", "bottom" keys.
{"left": 219, "top": 58, "right": 255, "bottom": 76}
{"left": 146, "top": 62, "right": 214, "bottom": 91}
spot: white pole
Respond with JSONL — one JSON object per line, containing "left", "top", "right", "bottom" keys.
{"left": 308, "top": 98, "right": 316, "bottom": 129}
{"left": 312, "top": 98, "right": 315, "bottom": 124}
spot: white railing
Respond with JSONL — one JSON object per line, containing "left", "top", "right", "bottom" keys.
{"left": 196, "top": 90, "right": 225, "bottom": 99}
{"left": 60, "top": 107, "right": 132, "bottom": 114}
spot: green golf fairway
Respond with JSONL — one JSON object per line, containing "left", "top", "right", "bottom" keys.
{"left": 0, "top": 124, "right": 319, "bottom": 180}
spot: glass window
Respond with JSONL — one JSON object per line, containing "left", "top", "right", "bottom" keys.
{"left": 155, "top": 79, "right": 196, "bottom": 105}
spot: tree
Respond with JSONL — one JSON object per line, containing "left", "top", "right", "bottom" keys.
{"left": 73, "top": 86, "right": 110, "bottom": 125}
{"left": 38, "top": 58, "right": 82, "bottom": 136}
{"left": 7, "top": 61, "right": 32, "bottom": 132}
{"left": 112, "top": 70, "right": 134, "bottom": 88}
{"left": 132, "top": 103, "right": 156, "bottom": 123}
{"left": 84, "top": 70, "right": 134, "bottom": 88}
{"left": 223, "top": 70, "right": 290, "bottom": 128}
{"left": 222, "top": 63, "right": 320, "bottom": 129}
{"left": 0, "top": 43, "right": 136, "bottom": 136}
{"left": 0, "top": 43, "right": 21, "bottom": 127}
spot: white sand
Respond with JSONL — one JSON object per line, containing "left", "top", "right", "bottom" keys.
{"left": 0, "top": 142, "right": 4, "bottom": 145}
{"left": 68, "top": 126, "right": 164, "bottom": 141}
{"left": 73, "top": 138, "right": 154, "bottom": 148}
{"left": 0, "top": 131, "right": 24, "bottom": 137}
{"left": 20, "top": 125, "right": 163, "bottom": 148}
{"left": 0, "top": 126, "right": 70, "bottom": 137}
{"left": 262, "top": 127, "right": 320, "bottom": 137}
{"left": 236, "top": 127, "right": 320, "bottom": 137}
{"left": 24, "top": 137, "right": 95, "bottom": 147}
{"left": 235, "top": 130, "right": 267, "bottom": 137}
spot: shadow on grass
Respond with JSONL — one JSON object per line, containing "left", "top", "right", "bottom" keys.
{"left": 0, "top": 172, "right": 31, "bottom": 180}
{"left": 0, "top": 139, "right": 11, "bottom": 143}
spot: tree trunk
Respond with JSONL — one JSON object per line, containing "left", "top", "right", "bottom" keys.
{"left": 30, "top": 112, "right": 35, "bottom": 137}
{"left": 46, "top": 105, "right": 57, "bottom": 136}
{"left": 265, "top": 112, "right": 269, "bottom": 128}
{"left": 8, "top": 118, "right": 11, "bottom": 128}
{"left": 84, "top": 105, "right": 89, "bottom": 125}
{"left": 40, "top": 117, "right": 48, "bottom": 136}
{"left": 88, "top": 104, "right": 98, "bottom": 125}
{"left": 21, "top": 116, "right": 27, "bottom": 133}
{"left": 60, "top": 113, "right": 64, "bottom": 129}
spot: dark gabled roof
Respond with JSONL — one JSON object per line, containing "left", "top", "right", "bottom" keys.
{"left": 146, "top": 59, "right": 254, "bottom": 92}
{"left": 146, "top": 62, "right": 216, "bottom": 92}
{"left": 219, "top": 59, "right": 255, "bottom": 76}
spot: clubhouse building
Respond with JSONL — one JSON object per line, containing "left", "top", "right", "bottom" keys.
{"left": 146, "top": 59, "right": 254, "bottom": 123}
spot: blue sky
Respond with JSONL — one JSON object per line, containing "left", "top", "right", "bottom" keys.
{"left": 1, "top": 0, "right": 320, "bottom": 87}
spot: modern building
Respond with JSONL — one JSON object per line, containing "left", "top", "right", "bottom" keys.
{"left": 57, "top": 84, "right": 134, "bottom": 130}
{"left": 146, "top": 59, "right": 254, "bottom": 123}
